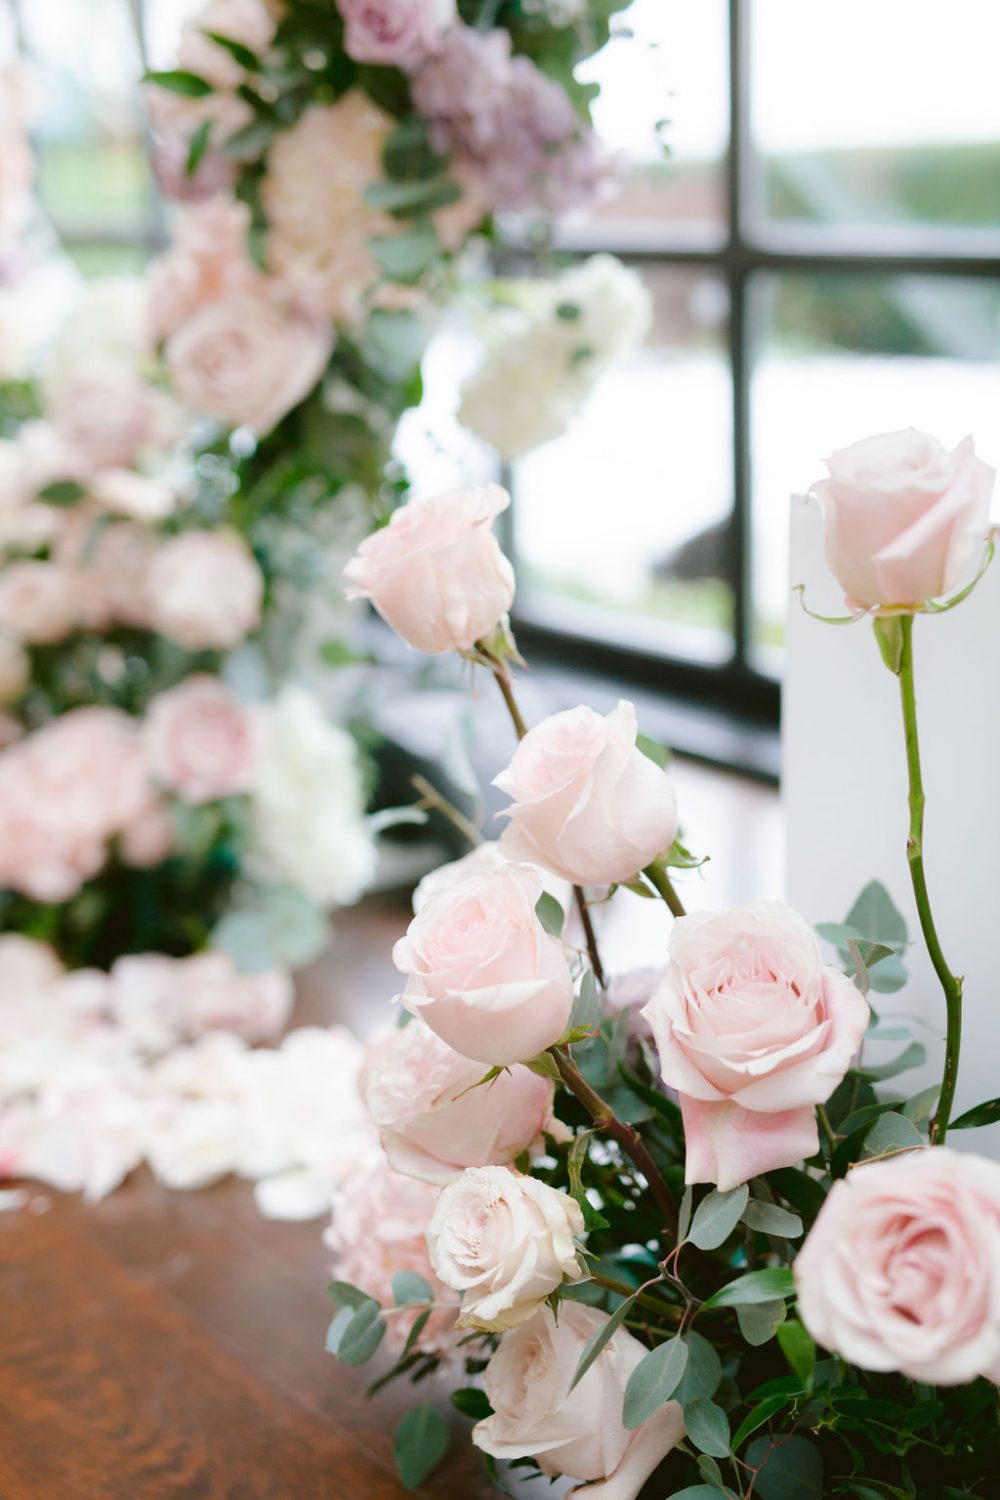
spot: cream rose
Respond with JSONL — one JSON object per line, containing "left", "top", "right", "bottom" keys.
{"left": 795, "top": 1147, "right": 1000, "bottom": 1387}
{"left": 362, "top": 1017, "right": 555, "bottom": 1184}
{"left": 811, "top": 428, "right": 994, "bottom": 610}
{"left": 147, "top": 532, "right": 263, "bottom": 651}
{"left": 393, "top": 863, "right": 574, "bottom": 1065}
{"left": 427, "top": 1165, "right": 584, "bottom": 1330}
{"left": 473, "top": 1302, "right": 685, "bottom": 1499}
{"left": 642, "top": 901, "right": 869, "bottom": 1190}
{"left": 145, "top": 675, "right": 260, "bottom": 806}
{"left": 165, "top": 291, "right": 331, "bottom": 436}
{"left": 495, "top": 700, "right": 678, "bottom": 887}
{"left": 343, "top": 484, "right": 514, "bottom": 654}
{"left": 0, "top": 561, "right": 80, "bottom": 645}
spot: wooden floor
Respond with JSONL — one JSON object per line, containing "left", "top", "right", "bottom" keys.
{"left": 0, "top": 759, "right": 780, "bottom": 1500}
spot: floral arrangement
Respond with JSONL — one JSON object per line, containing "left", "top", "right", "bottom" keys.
{"left": 324, "top": 437, "right": 999, "bottom": 1497}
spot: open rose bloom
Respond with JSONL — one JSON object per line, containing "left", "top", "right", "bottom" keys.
{"left": 643, "top": 901, "right": 869, "bottom": 1189}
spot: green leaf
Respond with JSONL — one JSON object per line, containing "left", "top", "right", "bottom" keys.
{"left": 566, "top": 1129, "right": 608, "bottom": 1231}
{"left": 326, "top": 1299, "right": 386, "bottom": 1365}
{"left": 327, "top": 1280, "right": 372, "bottom": 1310}
{"left": 701, "top": 1267, "right": 795, "bottom": 1310}
{"left": 524, "top": 1051, "right": 562, "bottom": 1082}
{"left": 776, "top": 1318, "right": 815, "bottom": 1387}
{"left": 845, "top": 879, "right": 908, "bottom": 949}
{"left": 950, "top": 1095, "right": 1000, "bottom": 1129}
{"left": 202, "top": 29, "right": 260, "bottom": 70}
{"left": 861, "top": 1110, "right": 924, "bottom": 1160}
{"left": 688, "top": 1185, "right": 749, "bottom": 1250}
{"left": 365, "top": 175, "right": 462, "bottom": 217}
{"left": 370, "top": 222, "right": 439, "bottom": 283}
{"left": 668, "top": 1488, "right": 729, "bottom": 1499}
{"left": 393, "top": 1271, "right": 432, "bottom": 1306}
{"left": 901, "top": 1084, "right": 940, "bottom": 1126}
{"left": 697, "top": 1455, "right": 726, "bottom": 1488}
{"left": 360, "top": 307, "right": 427, "bottom": 383}
{"left": 535, "top": 891, "right": 565, "bottom": 937}
{"left": 677, "top": 1184, "right": 694, "bottom": 1242}
{"left": 569, "top": 967, "right": 602, "bottom": 1034}
{"left": 317, "top": 637, "right": 374, "bottom": 668}
{"left": 395, "top": 1404, "right": 449, "bottom": 1490}
{"left": 736, "top": 1299, "right": 786, "bottom": 1346}
{"left": 569, "top": 1295, "right": 636, "bottom": 1392}
{"left": 674, "top": 1331, "right": 722, "bottom": 1405}
{"left": 684, "top": 1397, "right": 730, "bottom": 1457}
{"left": 745, "top": 1434, "right": 823, "bottom": 1500}
{"left": 383, "top": 116, "right": 447, "bottom": 180}
{"left": 622, "top": 1337, "right": 689, "bottom": 1429}
{"left": 636, "top": 731, "right": 668, "bottom": 768}
{"left": 731, "top": 1393, "right": 794, "bottom": 1452}
{"left": 741, "top": 1201, "right": 803, "bottom": 1239}
{"left": 185, "top": 119, "right": 211, "bottom": 176}
{"left": 765, "top": 1167, "right": 827, "bottom": 1221}
{"left": 873, "top": 615, "right": 906, "bottom": 674}
{"left": 144, "top": 67, "right": 214, "bottom": 97}
{"left": 451, "top": 1387, "right": 491, "bottom": 1420}
{"left": 858, "top": 1041, "right": 926, "bottom": 1081}
{"left": 222, "top": 116, "right": 277, "bottom": 161}
{"left": 38, "top": 478, "right": 85, "bottom": 506}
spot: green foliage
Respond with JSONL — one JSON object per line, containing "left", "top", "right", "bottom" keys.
{"left": 688, "top": 1185, "right": 749, "bottom": 1250}
{"left": 684, "top": 1397, "right": 731, "bottom": 1457}
{"left": 818, "top": 880, "right": 910, "bottom": 993}
{"left": 622, "top": 1337, "right": 688, "bottom": 1429}
{"left": 535, "top": 890, "right": 565, "bottom": 937}
{"left": 701, "top": 1268, "right": 796, "bottom": 1310}
{"left": 145, "top": 68, "right": 214, "bottom": 96}
{"left": 950, "top": 1095, "right": 1000, "bottom": 1129}
{"left": 746, "top": 1434, "right": 823, "bottom": 1499}
{"left": 569, "top": 1293, "right": 637, "bottom": 1392}
{"left": 394, "top": 1404, "right": 449, "bottom": 1490}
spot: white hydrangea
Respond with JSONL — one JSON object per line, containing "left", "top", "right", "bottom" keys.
{"left": 252, "top": 685, "right": 376, "bottom": 908}
{"left": 457, "top": 254, "right": 653, "bottom": 461}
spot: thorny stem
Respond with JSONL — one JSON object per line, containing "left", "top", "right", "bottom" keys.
{"left": 573, "top": 885, "right": 606, "bottom": 988}
{"left": 411, "top": 774, "right": 483, "bottom": 849}
{"left": 552, "top": 1047, "right": 678, "bottom": 1239}
{"left": 895, "top": 615, "right": 964, "bottom": 1142}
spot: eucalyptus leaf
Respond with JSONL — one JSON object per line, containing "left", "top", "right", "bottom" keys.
{"left": 776, "top": 1318, "right": 816, "bottom": 1387}
{"left": 568, "top": 1294, "right": 636, "bottom": 1392}
{"left": 701, "top": 1267, "right": 795, "bottom": 1310}
{"left": 731, "top": 1392, "right": 794, "bottom": 1451}
{"left": 395, "top": 1403, "right": 449, "bottom": 1490}
{"left": 856, "top": 1040, "right": 926, "bottom": 1081}
{"left": 673, "top": 1331, "right": 722, "bottom": 1405}
{"left": 365, "top": 175, "right": 462, "bottom": 217}
{"left": 667, "top": 1488, "right": 729, "bottom": 1499}
{"left": 393, "top": 1270, "right": 432, "bottom": 1306}
{"left": 901, "top": 1084, "right": 940, "bottom": 1125}
{"left": 688, "top": 1185, "right": 749, "bottom": 1250}
{"left": 622, "top": 1337, "right": 689, "bottom": 1429}
{"left": 370, "top": 223, "right": 439, "bottom": 283}
{"left": 745, "top": 1433, "right": 823, "bottom": 1500}
{"left": 570, "top": 968, "right": 602, "bottom": 1033}
{"left": 677, "top": 1184, "right": 693, "bottom": 1243}
{"left": 861, "top": 1110, "right": 924, "bottom": 1160}
{"left": 736, "top": 1298, "right": 786, "bottom": 1346}
{"left": 535, "top": 891, "right": 565, "bottom": 937}
{"left": 740, "top": 1200, "right": 803, "bottom": 1238}
{"left": 326, "top": 1299, "right": 385, "bottom": 1365}
{"left": 697, "top": 1455, "right": 726, "bottom": 1488}
{"left": 684, "top": 1397, "right": 730, "bottom": 1457}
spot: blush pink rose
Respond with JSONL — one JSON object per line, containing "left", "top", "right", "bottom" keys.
{"left": 147, "top": 196, "right": 259, "bottom": 342}
{"left": 145, "top": 675, "right": 260, "bottom": 806}
{"left": 343, "top": 484, "right": 515, "bottom": 654}
{"left": 148, "top": 531, "right": 263, "bottom": 651}
{"left": 473, "top": 1302, "right": 685, "bottom": 1499}
{"left": 0, "top": 708, "right": 152, "bottom": 902}
{"left": 118, "top": 796, "right": 176, "bottom": 869}
{"left": 47, "top": 360, "right": 175, "bottom": 477}
{"left": 642, "top": 901, "right": 869, "bottom": 1191}
{"left": 89, "top": 469, "right": 176, "bottom": 523}
{"left": 177, "top": 954, "right": 293, "bottom": 1043}
{"left": 393, "top": 862, "right": 574, "bottom": 1065}
{"left": 811, "top": 428, "right": 995, "bottom": 610}
{"left": 325, "top": 1156, "right": 460, "bottom": 1354}
{"left": 412, "top": 838, "right": 571, "bottom": 917}
{"left": 337, "top": 0, "right": 455, "bottom": 70}
{"left": 795, "top": 1147, "right": 1000, "bottom": 1386}
{"left": 165, "top": 291, "right": 331, "bottom": 437}
{"left": 0, "top": 560, "right": 80, "bottom": 644}
{"left": 361, "top": 1016, "right": 555, "bottom": 1183}
{"left": 495, "top": 700, "right": 678, "bottom": 887}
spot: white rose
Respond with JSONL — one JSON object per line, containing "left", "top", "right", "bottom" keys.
{"left": 427, "top": 1164, "right": 584, "bottom": 1331}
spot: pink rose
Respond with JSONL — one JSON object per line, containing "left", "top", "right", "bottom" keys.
{"left": 89, "top": 469, "right": 176, "bottom": 523}
{"left": 337, "top": 0, "right": 455, "bottom": 70}
{"left": 325, "top": 1156, "right": 460, "bottom": 1354}
{"left": 89, "top": 522, "right": 157, "bottom": 630}
{"left": 412, "top": 838, "right": 571, "bottom": 916}
{"left": 795, "top": 1147, "right": 1000, "bottom": 1386}
{"left": 811, "top": 428, "right": 995, "bottom": 610}
{"left": 165, "top": 291, "right": 331, "bottom": 436}
{"left": 0, "top": 561, "right": 79, "bottom": 644}
{"left": 0, "top": 708, "right": 152, "bottom": 902}
{"left": 47, "top": 360, "right": 172, "bottom": 477}
{"left": 177, "top": 953, "right": 293, "bottom": 1043}
{"left": 362, "top": 1016, "right": 555, "bottom": 1183}
{"left": 473, "top": 1302, "right": 685, "bottom": 1499}
{"left": 148, "top": 531, "right": 263, "bottom": 651}
{"left": 642, "top": 901, "right": 869, "bottom": 1190}
{"left": 343, "top": 484, "right": 514, "bottom": 654}
{"left": 495, "top": 701, "right": 678, "bottom": 887}
{"left": 393, "top": 862, "right": 574, "bottom": 1065}
{"left": 145, "top": 675, "right": 260, "bottom": 805}
{"left": 146, "top": 196, "right": 259, "bottom": 342}
{"left": 118, "top": 796, "right": 176, "bottom": 869}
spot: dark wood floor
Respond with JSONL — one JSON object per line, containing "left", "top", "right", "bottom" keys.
{"left": 0, "top": 762, "right": 780, "bottom": 1499}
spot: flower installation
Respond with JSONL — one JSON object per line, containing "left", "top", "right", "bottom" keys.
{"left": 326, "top": 451, "right": 1000, "bottom": 1497}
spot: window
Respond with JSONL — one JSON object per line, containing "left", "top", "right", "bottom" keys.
{"left": 507, "top": 0, "right": 1000, "bottom": 731}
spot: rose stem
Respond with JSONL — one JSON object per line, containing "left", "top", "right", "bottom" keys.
{"left": 477, "top": 643, "right": 607, "bottom": 988}
{"left": 895, "top": 614, "right": 964, "bottom": 1143}
{"left": 551, "top": 1047, "right": 678, "bottom": 1238}
{"left": 411, "top": 774, "right": 483, "bottom": 848}
{"left": 642, "top": 859, "right": 687, "bottom": 919}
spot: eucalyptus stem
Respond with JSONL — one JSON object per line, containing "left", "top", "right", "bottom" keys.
{"left": 478, "top": 643, "right": 607, "bottom": 989}
{"left": 552, "top": 1048, "right": 678, "bottom": 1238}
{"left": 895, "top": 615, "right": 964, "bottom": 1143}
{"left": 587, "top": 1272, "right": 679, "bottom": 1322}
{"left": 643, "top": 859, "right": 687, "bottom": 918}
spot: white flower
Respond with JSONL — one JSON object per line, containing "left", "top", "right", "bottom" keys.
{"left": 252, "top": 686, "right": 376, "bottom": 908}
{"left": 427, "top": 1165, "right": 585, "bottom": 1331}
{"left": 458, "top": 254, "right": 653, "bottom": 460}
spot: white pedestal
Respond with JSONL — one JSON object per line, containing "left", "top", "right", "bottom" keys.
{"left": 783, "top": 497, "right": 999, "bottom": 1154}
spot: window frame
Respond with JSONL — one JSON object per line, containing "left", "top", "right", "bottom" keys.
{"left": 505, "top": 0, "right": 1000, "bottom": 732}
